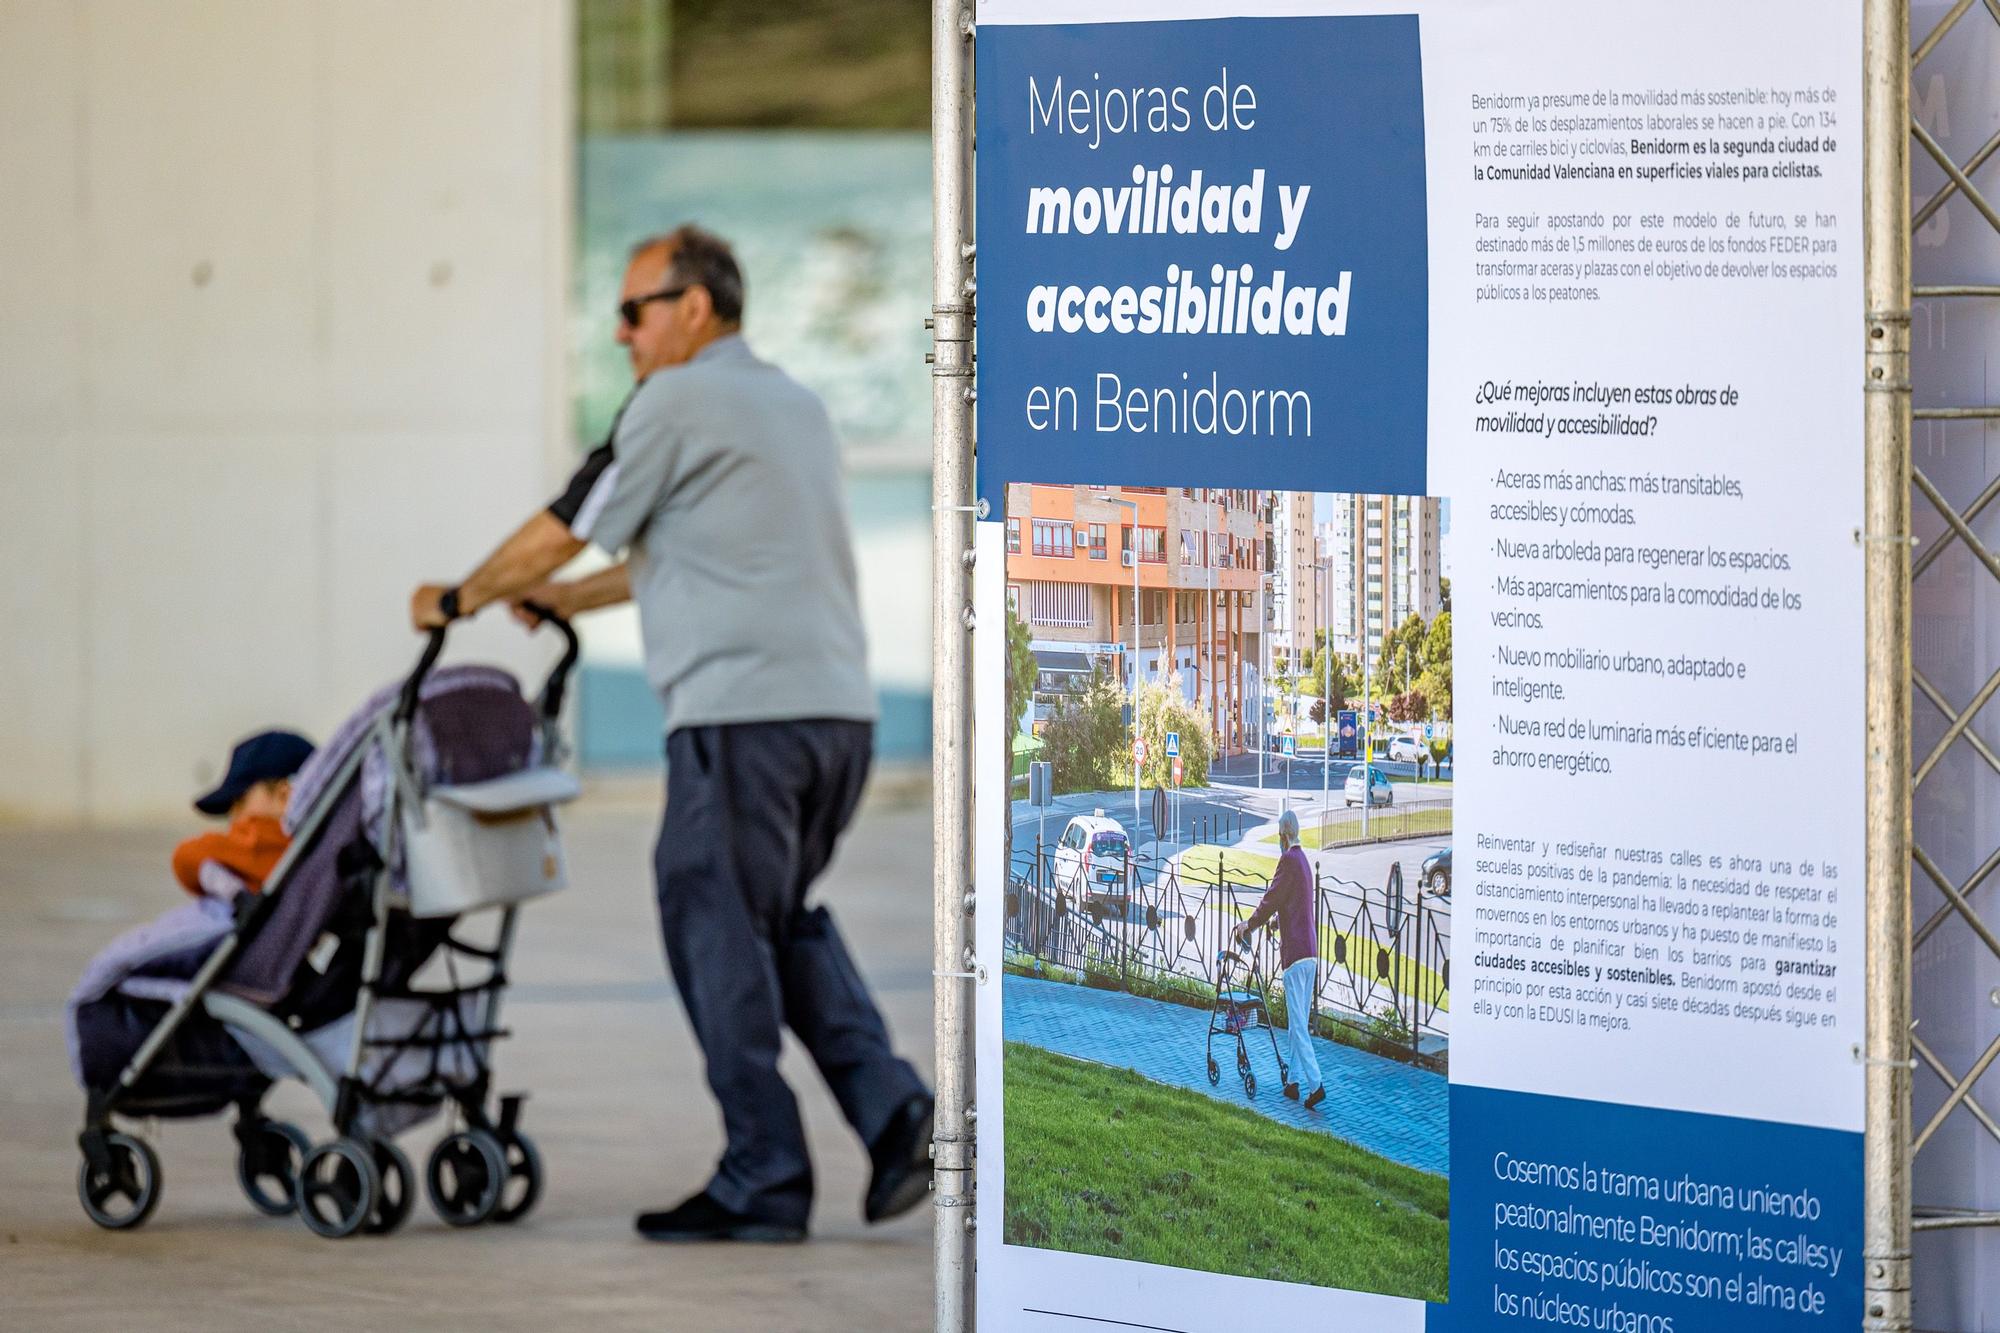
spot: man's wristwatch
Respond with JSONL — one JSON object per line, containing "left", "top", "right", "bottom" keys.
{"left": 438, "top": 586, "right": 464, "bottom": 622}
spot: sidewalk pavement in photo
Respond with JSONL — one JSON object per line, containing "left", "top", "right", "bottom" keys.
{"left": 0, "top": 793, "right": 935, "bottom": 1333}
{"left": 1003, "top": 974, "right": 1447, "bottom": 1176}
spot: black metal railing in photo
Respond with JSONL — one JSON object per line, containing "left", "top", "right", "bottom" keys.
{"left": 1003, "top": 836, "right": 1451, "bottom": 1069}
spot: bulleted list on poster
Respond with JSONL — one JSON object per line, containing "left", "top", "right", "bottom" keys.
{"left": 1456, "top": 69, "right": 1860, "bottom": 1071}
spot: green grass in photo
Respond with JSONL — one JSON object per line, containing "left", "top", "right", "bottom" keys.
{"left": 1173, "top": 843, "right": 1282, "bottom": 886}
{"left": 1002, "top": 1043, "right": 1448, "bottom": 1301}
{"left": 1297, "top": 804, "right": 1454, "bottom": 848}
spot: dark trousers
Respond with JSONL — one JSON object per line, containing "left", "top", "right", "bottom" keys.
{"left": 654, "top": 719, "right": 926, "bottom": 1225}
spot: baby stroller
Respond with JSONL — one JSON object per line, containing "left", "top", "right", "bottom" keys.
{"left": 1205, "top": 947, "right": 1290, "bottom": 1098}
{"left": 70, "top": 612, "right": 581, "bottom": 1239}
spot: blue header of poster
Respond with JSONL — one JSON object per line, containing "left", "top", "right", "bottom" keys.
{"left": 974, "top": 15, "right": 1429, "bottom": 506}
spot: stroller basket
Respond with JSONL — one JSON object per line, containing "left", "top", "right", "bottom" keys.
{"left": 1216, "top": 989, "right": 1264, "bottom": 1035}
{"left": 400, "top": 767, "right": 581, "bottom": 918}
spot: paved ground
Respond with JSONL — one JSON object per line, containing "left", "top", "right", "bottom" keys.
{"left": 1003, "top": 976, "right": 1446, "bottom": 1176}
{"left": 0, "top": 782, "right": 937, "bottom": 1332}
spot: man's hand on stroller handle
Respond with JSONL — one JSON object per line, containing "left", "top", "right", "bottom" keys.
{"left": 410, "top": 583, "right": 461, "bottom": 631}
{"left": 510, "top": 563, "right": 633, "bottom": 628}
{"left": 411, "top": 512, "right": 585, "bottom": 631}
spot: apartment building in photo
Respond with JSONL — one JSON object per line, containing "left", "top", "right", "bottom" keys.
{"left": 1269, "top": 490, "right": 1317, "bottom": 672}
{"left": 1321, "top": 494, "right": 1443, "bottom": 667}
{"left": 1004, "top": 484, "right": 1268, "bottom": 755}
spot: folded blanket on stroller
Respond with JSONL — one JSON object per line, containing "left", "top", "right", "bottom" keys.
{"left": 65, "top": 898, "right": 232, "bottom": 1086}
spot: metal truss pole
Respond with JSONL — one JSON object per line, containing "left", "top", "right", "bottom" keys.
{"left": 1862, "top": 0, "right": 1914, "bottom": 1327}
{"left": 930, "top": 0, "right": 977, "bottom": 1327}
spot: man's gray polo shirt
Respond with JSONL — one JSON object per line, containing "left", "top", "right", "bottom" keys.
{"left": 556, "top": 335, "right": 877, "bottom": 733}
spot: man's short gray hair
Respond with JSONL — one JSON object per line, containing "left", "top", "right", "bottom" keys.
{"left": 1278, "top": 809, "right": 1301, "bottom": 846}
{"left": 632, "top": 224, "right": 745, "bottom": 325}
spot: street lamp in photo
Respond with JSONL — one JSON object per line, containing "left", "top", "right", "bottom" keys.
{"left": 1363, "top": 597, "right": 1374, "bottom": 840}
{"left": 1096, "top": 493, "right": 1142, "bottom": 832}
{"left": 1321, "top": 549, "right": 1332, "bottom": 831}
{"left": 1260, "top": 568, "right": 1270, "bottom": 799}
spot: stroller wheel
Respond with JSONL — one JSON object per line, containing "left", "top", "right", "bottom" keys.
{"left": 365, "top": 1140, "right": 416, "bottom": 1235}
{"left": 492, "top": 1129, "right": 544, "bottom": 1225}
{"left": 1244, "top": 1072, "right": 1259, "bottom": 1098}
{"left": 427, "top": 1129, "right": 507, "bottom": 1227}
{"left": 1206, "top": 1056, "right": 1221, "bottom": 1085}
{"left": 236, "top": 1120, "right": 310, "bottom": 1217}
{"left": 78, "top": 1132, "right": 161, "bottom": 1231}
{"left": 296, "top": 1138, "right": 380, "bottom": 1239}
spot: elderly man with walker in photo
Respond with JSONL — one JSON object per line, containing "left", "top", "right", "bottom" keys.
{"left": 410, "top": 225, "right": 934, "bottom": 1243}
{"left": 1237, "top": 808, "right": 1326, "bottom": 1110}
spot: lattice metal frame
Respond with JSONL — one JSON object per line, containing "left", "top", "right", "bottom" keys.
{"left": 1906, "top": 0, "right": 2000, "bottom": 1253}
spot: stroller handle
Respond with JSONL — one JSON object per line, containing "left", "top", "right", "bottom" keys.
{"left": 393, "top": 604, "right": 581, "bottom": 728}
{"left": 395, "top": 625, "right": 450, "bottom": 727}
{"left": 520, "top": 601, "right": 581, "bottom": 723}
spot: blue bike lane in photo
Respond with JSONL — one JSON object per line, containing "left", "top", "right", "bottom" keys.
{"left": 1004, "top": 974, "right": 1447, "bottom": 1176}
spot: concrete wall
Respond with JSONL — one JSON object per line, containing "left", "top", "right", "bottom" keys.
{"left": 0, "top": 1, "right": 573, "bottom": 822}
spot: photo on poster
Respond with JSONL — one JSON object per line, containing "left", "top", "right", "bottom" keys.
{"left": 997, "top": 481, "right": 1452, "bottom": 1302}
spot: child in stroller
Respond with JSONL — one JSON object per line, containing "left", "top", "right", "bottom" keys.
{"left": 68, "top": 611, "right": 581, "bottom": 1239}
{"left": 170, "top": 729, "right": 316, "bottom": 901}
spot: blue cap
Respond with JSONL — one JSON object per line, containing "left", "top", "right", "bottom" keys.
{"left": 194, "top": 730, "right": 315, "bottom": 816}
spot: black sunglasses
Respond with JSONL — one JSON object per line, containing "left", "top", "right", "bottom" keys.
{"left": 618, "top": 283, "right": 693, "bottom": 328}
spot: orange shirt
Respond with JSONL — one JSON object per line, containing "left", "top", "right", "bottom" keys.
{"left": 171, "top": 814, "right": 291, "bottom": 897}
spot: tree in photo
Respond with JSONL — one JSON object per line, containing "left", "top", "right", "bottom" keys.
{"left": 1004, "top": 608, "right": 1039, "bottom": 864}
{"left": 1415, "top": 610, "right": 1452, "bottom": 722}
{"left": 1270, "top": 665, "right": 1298, "bottom": 734}
{"left": 1135, "top": 674, "right": 1212, "bottom": 790}
{"left": 1305, "top": 639, "right": 1354, "bottom": 722}
{"left": 1377, "top": 612, "right": 1428, "bottom": 698}
{"left": 1386, "top": 689, "right": 1430, "bottom": 724}
{"left": 1041, "top": 666, "right": 1128, "bottom": 795}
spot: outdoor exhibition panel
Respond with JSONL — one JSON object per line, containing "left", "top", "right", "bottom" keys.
{"left": 969, "top": 2, "right": 1866, "bottom": 1329}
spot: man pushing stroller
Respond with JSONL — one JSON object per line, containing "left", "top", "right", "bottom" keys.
{"left": 410, "top": 225, "right": 932, "bottom": 1243}
{"left": 1236, "top": 809, "right": 1327, "bottom": 1111}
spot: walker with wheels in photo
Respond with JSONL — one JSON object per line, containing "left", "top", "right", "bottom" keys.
{"left": 1205, "top": 946, "right": 1290, "bottom": 1098}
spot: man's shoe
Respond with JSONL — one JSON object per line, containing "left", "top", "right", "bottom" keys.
{"left": 1283, "top": 1082, "right": 1301, "bottom": 1101}
{"left": 635, "top": 1192, "right": 805, "bottom": 1244}
{"left": 865, "top": 1094, "right": 934, "bottom": 1223}
{"left": 1303, "top": 1085, "right": 1327, "bottom": 1111}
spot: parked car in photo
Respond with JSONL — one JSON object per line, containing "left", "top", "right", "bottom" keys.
{"left": 1386, "top": 735, "right": 1427, "bottom": 765}
{"left": 1343, "top": 766, "right": 1393, "bottom": 808}
{"left": 1051, "top": 812, "right": 1132, "bottom": 912}
{"left": 1421, "top": 845, "right": 1451, "bottom": 897}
